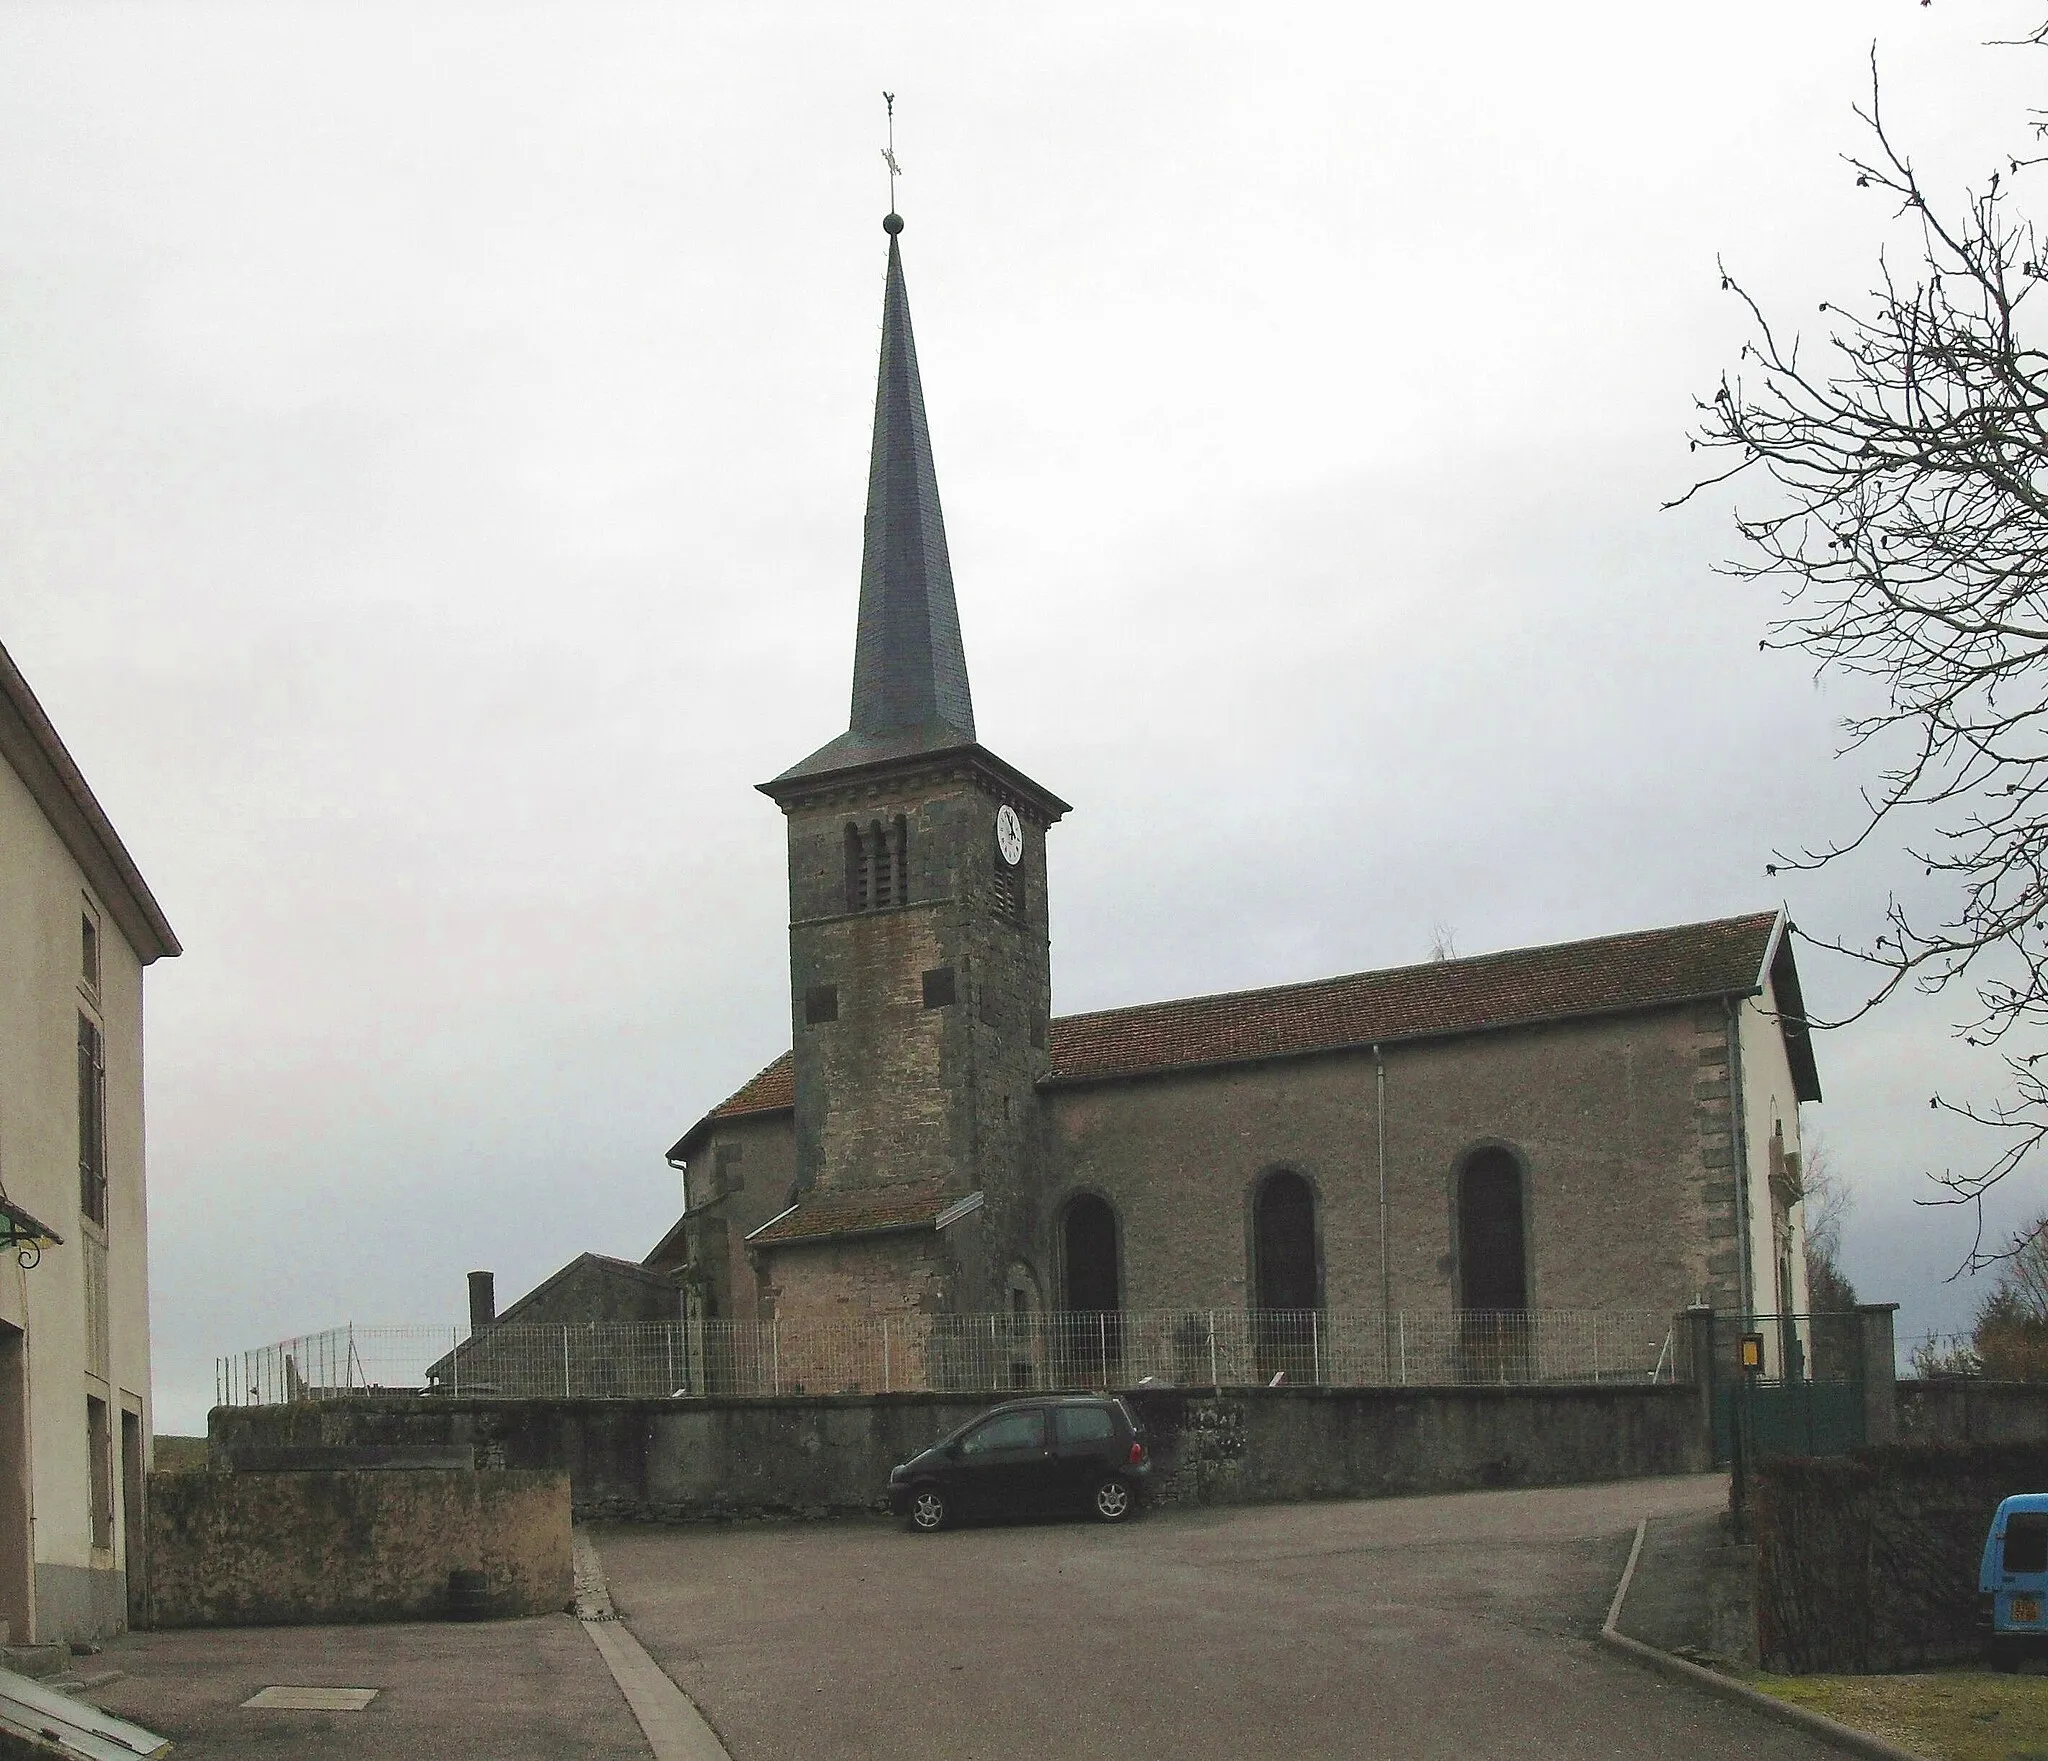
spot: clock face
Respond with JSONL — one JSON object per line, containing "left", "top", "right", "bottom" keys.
{"left": 995, "top": 804, "right": 1024, "bottom": 868}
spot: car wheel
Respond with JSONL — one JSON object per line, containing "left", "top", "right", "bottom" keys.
{"left": 908, "top": 1486, "right": 949, "bottom": 1533}
{"left": 1090, "top": 1476, "right": 1134, "bottom": 1523}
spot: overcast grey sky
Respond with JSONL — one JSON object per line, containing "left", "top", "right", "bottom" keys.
{"left": 2, "top": 2, "right": 2038, "bottom": 1432}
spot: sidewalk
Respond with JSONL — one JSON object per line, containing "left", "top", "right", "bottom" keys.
{"left": 75, "top": 1612, "right": 651, "bottom": 1760}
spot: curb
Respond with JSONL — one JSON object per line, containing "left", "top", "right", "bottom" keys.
{"left": 1599, "top": 1517, "right": 1925, "bottom": 1761}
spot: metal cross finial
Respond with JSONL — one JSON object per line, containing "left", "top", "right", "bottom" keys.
{"left": 881, "top": 92, "right": 902, "bottom": 222}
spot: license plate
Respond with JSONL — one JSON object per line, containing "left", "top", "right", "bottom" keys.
{"left": 2012, "top": 1595, "right": 2040, "bottom": 1624}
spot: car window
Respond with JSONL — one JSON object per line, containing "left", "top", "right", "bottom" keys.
{"left": 960, "top": 1410, "right": 1046, "bottom": 1455}
{"left": 2008, "top": 1513, "right": 2048, "bottom": 1574}
{"left": 1055, "top": 1404, "right": 1116, "bottom": 1444}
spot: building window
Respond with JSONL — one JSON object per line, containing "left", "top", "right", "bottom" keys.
{"left": 77, "top": 1014, "right": 107, "bottom": 1227}
{"left": 1252, "top": 1170, "right": 1321, "bottom": 1382}
{"left": 1060, "top": 1195, "right": 1120, "bottom": 1312}
{"left": 1253, "top": 1171, "right": 1320, "bottom": 1312}
{"left": 86, "top": 1396, "right": 113, "bottom": 1551}
{"left": 844, "top": 816, "right": 910, "bottom": 914}
{"left": 922, "top": 967, "right": 955, "bottom": 1008}
{"left": 714, "top": 1143, "right": 745, "bottom": 1197}
{"left": 80, "top": 911, "right": 100, "bottom": 994}
{"left": 804, "top": 983, "right": 839, "bottom": 1025}
{"left": 1456, "top": 1147, "right": 1528, "bottom": 1312}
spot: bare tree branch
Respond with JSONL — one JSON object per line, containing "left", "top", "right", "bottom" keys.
{"left": 1682, "top": 28, "right": 2048, "bottom": 1273}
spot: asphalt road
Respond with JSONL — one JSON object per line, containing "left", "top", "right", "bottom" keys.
{"left": 595, "top": 1474, "right": 1840, "bottom": 1761}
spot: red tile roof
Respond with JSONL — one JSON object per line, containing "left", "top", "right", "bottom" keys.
{"left": 673, "top": 911, "right": 1791, "bottom": 1147}
{"left": 1047, "top": 911, "right": 1783, "bottom": 1086}
{"left": 746, "top": 1178, "right": 960, "bottom": 1247}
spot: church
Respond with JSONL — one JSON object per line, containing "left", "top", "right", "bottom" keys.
{"left": 616, "top": 207, "right": 1824, "bottom": 1387}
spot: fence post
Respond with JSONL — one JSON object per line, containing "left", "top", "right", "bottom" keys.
{"left": 562, "top": 1326, "right": 571, "bottom": 1399}
{"left": 666, "top": 1325, "right": 676, "bottom": 1396}
{"left": 1398, "top": 1314, "right": 1406, "bottom": 1385}
{"left": 1208, "top": 1311, "right": 1218, "bottom": 1391}
{"left": 772, "top": 1319, "right": 781, "bottom": 1397}
{"left": 883, "top": 1318, "right": 891, "bottom": 1394}
{"left": 1311, "top": 1311, "right": 1321, "bottom": 1385}
{"left": 452, "top": 1325, "right": 461, "bottom": 1398}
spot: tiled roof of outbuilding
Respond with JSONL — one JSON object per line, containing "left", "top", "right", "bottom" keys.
{"left": 745, "top": 1177, "right": 963, "bottom": 1247}
{"left": 668, "top": 910, "right": 1809, "bottom": 1159}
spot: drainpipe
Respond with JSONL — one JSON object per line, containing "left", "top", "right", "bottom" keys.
{"left": 1725, "top": 997, "right": 1753, "bottom": 1324}
{"left": 1374, "top": 1045, "right": 1390, "bottom": 1378}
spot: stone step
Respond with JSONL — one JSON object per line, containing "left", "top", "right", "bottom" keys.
{"left": 0, "top": 1643, "right": 70, "bottom": 1679}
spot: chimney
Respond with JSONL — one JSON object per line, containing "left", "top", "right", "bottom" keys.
{"left": 467, "top": 1270, "right": 495, "bottom": 1334}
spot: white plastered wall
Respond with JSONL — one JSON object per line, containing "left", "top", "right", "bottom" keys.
{"left": 0, "top": 751, "right": 153, "bottom": 1640}
{"left": 1736, "top": 973, "right": 1813, "bottom": 1370}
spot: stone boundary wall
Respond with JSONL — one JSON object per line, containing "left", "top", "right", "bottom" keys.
{"left": 210, "top": 1383, "right": 1709, "bottom": 1521}
{"left": 144, "top": 1467, "right": 571, "bottom": 1628}
{"left": 1751, "top": 1443, "right": 2048, "bottom": 1674}
{"left": 1898, "top": 1379, "right": 2048, "bottom": 1445}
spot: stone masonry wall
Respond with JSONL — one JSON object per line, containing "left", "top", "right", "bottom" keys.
{"left": 1751, "top": 1444, "right": 2048, "bottom": 1673}
{"left": 143, "top": 1467, "right": 571, "bottom": 1628}
{"left": 1898, "top": 1380, "right": 2048, "bottom": 1445}
{"left": 209, "top": 1382, "right": 1707, "bottom": 1522}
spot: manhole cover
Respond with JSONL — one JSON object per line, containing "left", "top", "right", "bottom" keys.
{"left": 241, "top": 1687, "right": 379, "bottom": 1711}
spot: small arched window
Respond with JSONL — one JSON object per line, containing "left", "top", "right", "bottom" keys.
{"left": 1457, "top": 1147, "right": 1528, "bottom": 1313}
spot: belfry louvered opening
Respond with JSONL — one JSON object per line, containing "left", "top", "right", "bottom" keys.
{"left": 843, "top": 815, "right": 910, "bottom": 913}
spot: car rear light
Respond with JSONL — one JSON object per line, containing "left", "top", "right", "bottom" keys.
{"left": 1129, "top": 1440, "right": 1146, "bottom": 1465}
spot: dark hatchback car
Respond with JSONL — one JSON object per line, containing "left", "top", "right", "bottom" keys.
{"left": 887, "top": 1395, "right": 1150, "bottom": 1532}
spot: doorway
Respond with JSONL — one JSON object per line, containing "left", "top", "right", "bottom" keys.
{"left": 0, "top": 1324, "right": 28, "bottom": 1643}
{"left": 120, "top": 1408, "right": 143, "bottom": 1630}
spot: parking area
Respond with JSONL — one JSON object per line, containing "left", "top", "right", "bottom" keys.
{"left": 593, "top": 1474, "right": 1840, "bottom": 1761}
{"left": 80, "top": 1611, "right": 649, "bottom": 1760}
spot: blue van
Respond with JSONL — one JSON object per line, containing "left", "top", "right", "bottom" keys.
{"left": 1980, "top": 1495, "right": 2048, "bottom": 1669}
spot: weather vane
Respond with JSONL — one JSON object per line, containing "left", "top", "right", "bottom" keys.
{"left": 881, "top": 91, "right": 902, "bottom": 228}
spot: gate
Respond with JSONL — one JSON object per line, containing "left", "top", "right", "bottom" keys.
{"left": 1710, "top": 1311, "right": 1864, "bottom": 1466}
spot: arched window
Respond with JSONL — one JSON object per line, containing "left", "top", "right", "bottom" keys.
{"left": 1456, "top": 1147, "right": 1528, "bottom": 1313}
{"left": 1061, "top": 1195, "right": 1120, "bottom": 1313}
{"left": 1252, "top": 1171, "right": 1321, "bottom": 1382}
{"left": 1253, "top": 1171, "right": 1320, "bottom": 1312}
{"left": 1059, "top": 1194, "right": 1121, "bottom": 1381}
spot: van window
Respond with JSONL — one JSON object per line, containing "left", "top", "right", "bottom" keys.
{"left": 2007, "top": 1513, "right": 2048, "bottom": 1574}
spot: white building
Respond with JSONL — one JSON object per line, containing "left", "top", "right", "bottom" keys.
{"left": 0, "top": 641, "right": 177, "bottom": 1643}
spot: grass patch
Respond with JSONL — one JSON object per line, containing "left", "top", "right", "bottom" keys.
{"left": 1741, "top": 1667, "right": 2048, "bottom": 1761}
{"left": 151, "top": 1435, "right": 208, "bottom": 1473}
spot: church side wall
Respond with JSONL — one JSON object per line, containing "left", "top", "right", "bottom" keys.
{"left": 1039, "top": 1002, "right": 1738, "bottom": 1325}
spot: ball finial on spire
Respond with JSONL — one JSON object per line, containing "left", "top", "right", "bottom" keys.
{"left": 883, "top": 212, "right": 904, "bottom": 235}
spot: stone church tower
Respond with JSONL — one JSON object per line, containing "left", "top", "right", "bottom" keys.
{"left": 752, "top": 213, "right": 1068, "bottom": 1325}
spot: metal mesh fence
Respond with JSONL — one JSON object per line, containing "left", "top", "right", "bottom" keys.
{"left": 217, "top": 1308, "right": 1678, "bottom": 1406}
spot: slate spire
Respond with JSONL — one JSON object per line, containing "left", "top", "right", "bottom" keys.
{"left": 847, "top": 214, "right": 975, "bottom": 744}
